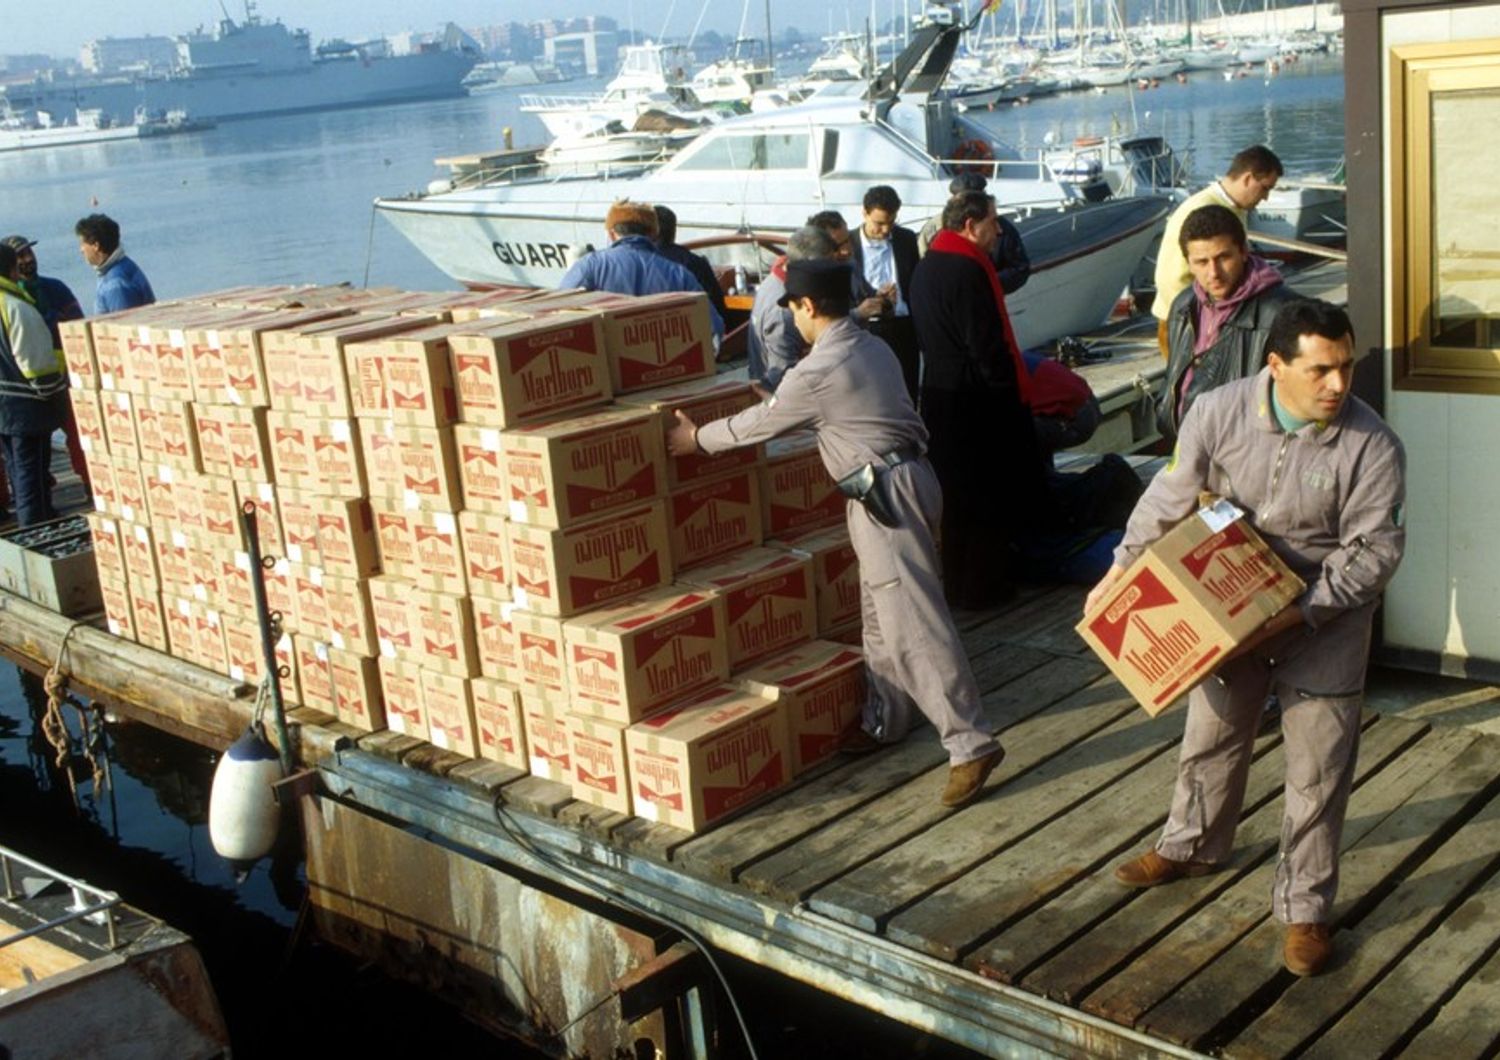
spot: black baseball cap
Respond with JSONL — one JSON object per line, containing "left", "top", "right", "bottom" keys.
{"left": 1, "top": 235, "right": 36, "bottom": 252}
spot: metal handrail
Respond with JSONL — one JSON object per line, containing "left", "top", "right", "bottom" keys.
{"left": 0, "top": 843, "right": 122, "bottom": 951}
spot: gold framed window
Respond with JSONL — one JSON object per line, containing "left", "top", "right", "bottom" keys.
{"left": 1391, "top": 39, "right": 1500, "bottom": 393}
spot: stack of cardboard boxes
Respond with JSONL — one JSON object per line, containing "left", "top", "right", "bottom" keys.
{"left": 66, "top": 283, "right": 869, "bottom": 834}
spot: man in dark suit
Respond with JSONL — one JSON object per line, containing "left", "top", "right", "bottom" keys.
{"left": 848, "top": 185, "right": 922, "bottom": 401}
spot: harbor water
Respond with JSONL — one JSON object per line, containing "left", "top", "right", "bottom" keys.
{"left": 0, "top": 54, "right": 1343, "bottom": 1058}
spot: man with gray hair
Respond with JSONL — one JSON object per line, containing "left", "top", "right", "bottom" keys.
{"left": 747, "top": 225, "right": 838, "bottom": 391}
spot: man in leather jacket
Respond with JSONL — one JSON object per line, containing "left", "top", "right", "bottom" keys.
{"left": 1158, "top": 204, "right": 1294, "bottom": 440}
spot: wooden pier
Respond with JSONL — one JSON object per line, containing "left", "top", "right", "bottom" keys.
{"left": 7, "top": 568, "right": 1500, "bottom": 1057}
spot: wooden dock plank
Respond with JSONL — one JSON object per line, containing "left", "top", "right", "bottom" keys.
{"left": 497, "top": 776, "right": 576, "bottom": 818}
{"left": 1233, "top": 781, "right": 1500, "bottom": 1059}
{"left": 1079, "top": 724, "right": 1480, "bottom": 1030}
{"left": 967, "top": 642, "right": 1055, "bottom": 696}
{"left": 1393, "top": 943, "right": 1500, "bottom": 1060}
{"left": 556, "top": 802, "right": 634, "bottom": 839}
{"left": 987, "top": 714, "right": 1414, "bottom": 999}
{"left": 358, "top": 730, "right": 426, "bottom": 762}
{"left": 807, "top": 701, "right": 1184, "bottom": 932}
{"left": 447, "top": 760, "right": 527, "bottom": 795}
{"left": 1135, "top": 733, "right": 1500, "bottom": 1048}
{"left": 739, "top": 672, "right": 1135, "bottom": 905}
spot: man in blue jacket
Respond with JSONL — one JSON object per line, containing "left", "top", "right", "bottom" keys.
{"left": 75, "top": 214, "right": 156, "bottom": 314}
{"left": 559, "top": 201, "right": 723, "bottom": 340}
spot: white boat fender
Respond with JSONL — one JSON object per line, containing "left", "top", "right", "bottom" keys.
{"left": 208, "top": 726, "right": 284, "bottom": 870}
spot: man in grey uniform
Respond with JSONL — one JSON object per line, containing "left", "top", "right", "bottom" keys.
{"left": 1085, "top": 299, "right": 1405, "bottom": 977}
{"left": 667, "top": 258, "right": 1005, "bottom": 808}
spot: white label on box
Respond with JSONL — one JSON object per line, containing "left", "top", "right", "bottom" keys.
{"left": 273, "top": 558, "right": 290, "bottom": 576}
{"left": 121, "top": 505, "right": 135, "bottom": 522}
{"left": 171, "top": 530, "right": 188, "bottom": 548}
{"left": 635, "top": 798, "right": 660, "bottom": 823}
{"left": 529, "top": 755, "right": 548, "bottom": 775}
{"left": 101, "top": 373, "right": 115, "bottom": 390}
{"left": 206, "top": 329, "right": 221, "bottom": 350}
{"left": 229, "top": 664, "right": 246, "bottom": 682}
{"left": 178, "top": 599, "right": 192, "bottom": 617}
{"left": 158, "top": 465, "right": 174, "bottom": 483}
{"left": 135, "top": 525, "right": 149, "bottom": 543}
{"left": 286, "top": 543, "right": 303, "bottom": 564}
{"left": 480, "top": 429, "right": 501, "bottom": 451}
{"left": 258, "top": 483, "right": 274, "bottom": 503}
{"left": 331, "top": 632, "right": 347, "bottom": 651}
{"left": 226, "top": 387, "right": 244, "bottom": 406}
{"left": 235, "top": 552, "right": 251, "bottom": 572}
{"left": 207, "top": 610, "right": 221, "bottom": 628}
{"left": 107, "top": 618, "right": 122, "bottom": 636}
{"left": 404, "top": 489, "right": 420, "bottom": 511}
{"left": 331, "top": 421, "right": 351, "bottom": 442}
{"left": 314, "top": 642, "right": 329, "bottom": 662}
{"left": 116, "top": 393, "right": 130, "bottom": 411}
{"left": 168, "top": 329, "right": 184, "bottom": 348}
{"left": 508, "top": 500, "right": 528, "bottom": 522}
{"left": 379, "top": 637, "right": 396, "bottom": 659}
{"left": 310, "top": 567, "right": 323, "bottom": 587}
{"left": 435, "top": 513, "right": 457, "bottom": 535}
{"left": 68, "top": 371, "right": 82, "bottom": 389}
{"left": 193, "top": 584, "right": 208, "bottom": 602}
{"left": 80, "top": 435, "right": 93, "bottom": 453}
{"left": 431, "top": 729, "right": 451, "bottom": 751}
{"left": 1198, "top": 499, "right": 1245, "bottom": 534}
{"left": 136, "top": 326, "right": 149, "bottom": 345}
{"left": 94, "top": 496, "right": 106, "bottom": 512}
{"left": 506, "top": 593, "right": 524, "bottom": 614}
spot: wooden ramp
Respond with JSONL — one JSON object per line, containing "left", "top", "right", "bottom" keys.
{"left": 319, "top": 582, "right": 1500, "bottom": 1058}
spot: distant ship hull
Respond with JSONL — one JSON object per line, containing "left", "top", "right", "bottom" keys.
{"left": 2, "top": 51, "right": 475, "bottom": 125}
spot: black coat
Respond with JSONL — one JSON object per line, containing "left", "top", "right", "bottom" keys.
{"left": 848, "top": 225, "right": 920, "bottom": 307}
{"left": 908, "top": 249, "right": 1020, "bottom": 395}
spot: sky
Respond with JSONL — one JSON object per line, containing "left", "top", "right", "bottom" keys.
{"left": 4, "top": 0, "right": 888, "bottom": 58}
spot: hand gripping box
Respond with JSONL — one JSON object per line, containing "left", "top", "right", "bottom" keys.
{"left": 1076, "top": 501, "right": 1306, "bottom": 716}
{"left": 568, "top": 714, "right": 631, "bottom": 814}
{"left": 666, "top": 467, "right": 763, "bottom": 572}
{"left": 737, "top": 641, "right": 866, "bottom": 775}
{"left": 769, "top": 526, "right": 862, "bottom": 635}
{"left": 472, "top": 677, "right": 527, "bottom": 770}
{"left": 507, "top": 501, "right": 672, "bottom": 618}
{"left": 501, "top": 406, "right": 665, "bottom": 529}
{"left": 624, "top": 683, "right": 790, "bottom": 834}
{"left": 759, "top": 434, "right": 844, "bottom": 538}
{"left": 616, "top": 377, "right": 765, "bottom": 489}
{"left": 563, "top": 589, "right": 729, "bottom": 724}
{"left": 601, "top": 292, "right": 715, "bottom": 395}
{"left": 449, "top": 314, "right": 612, "bottom": 427}
{"left": 679, "top": 547, "right": 816, "bottom": 671}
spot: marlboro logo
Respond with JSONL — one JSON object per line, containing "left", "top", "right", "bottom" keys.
{"left": 702, "top": 750, "right": 783, "bottom": 819}
{"left": 733, "top": 598, "right": 807, "bottom": 655}
{"left": 568, "top": 431, "right": 647, "bottom": 478}
{"left": 517, "top": 348, "right": 597, "bottom": 403}
{"left": 634, "top": 752, "right": 684, "bottom": 809}
{"left": 1177, "top": 524, "right": 1282, "bottom": 610}
{"left": 572, "top": 522, "right": 651, "bottom": 577}
{"left": 621, "top": 313, "right": 696, "bottom": 360}
{"left": 1089, "top": 568, "right": 1178, "bottom": 659}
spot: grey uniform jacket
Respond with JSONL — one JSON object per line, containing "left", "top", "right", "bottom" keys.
{"left": 1117, "top": 367, "right": 1406, "bottom": 633}
{"left": 697, "top": 317, "right": 927, "bottom": 479}
{"left": 746, "top": 271, "right": 805, "bottom": 393}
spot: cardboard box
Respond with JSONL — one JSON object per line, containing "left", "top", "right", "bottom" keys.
{"left": 514, "top": 609, "right": 569, "bottom": 697}
{"left": 87, "top": 513, "right": 127, "bottom": 583}
{"left": 113, "top": 462, "right": 147, "bottom": 525}
{"left": 507, "top": 501, "right": 671, "bottom": 617}
{"left": 323, "top": 574, "right": 377, "bottom": 656}
{"left": 163, "top": 595, "right": 195, "bottom": 661}
{"left": 737, "top": 641, "right": 866, "bottom": 775}
{"left": 122, "top": 521, "right": 160, "bottom": 594}
{"left": 520, "top": 689, "right": 573, "bottom": 783}
{"left": 421, "top": 669, "right": 478, "bottom": 757}
{"left": 70, "top": 389, "right": 108, "bottom": 460}
{"left": 452, "top": 424, "right": 507, "bottom": 515}
{"left": 147, "top": 398, "right": 200, "bottom": 471}
{"left": 223, "top": 616, "right": 295, "bottom": 689}
{"left": 666, "top": 467, "right": 763, "bottom": 571}
{"left": 210, "top": 552, "right": 255, "bottom": 614}
{"left": 564, "top": 589, "right": 728, "bottom": 723}
{"left": 291, "top": 562, "right": 330, "bottom": 635}
{"left": 378, "top": 656, "right": 427, "bottom": 740}
{"left": 472, "top": 677, "right": 527, "bottom": 769}
{"left": 679, "top": 547, "right": 816, "bottom": 670}
{"left": 769, "top": 526, "right": 861, "bottom": 635}
{"left": 101, "top": 575, "right": 135, "bottom": 641}
{"left": 266, "top": 412, "right": 314, "bottom": 482}
{"left": 294, "top": 637, "right": 335, "bottom": 712}
{"left": 190, "top": 602, "right": 229, "bottom": 676}
{"left": 501, "top": 406, "right": 665, "bottom": 528}
{"left": 410, "top": 510, "right": 467, "bottom": 594}
{"left": 236, "top": 480, "right": 285, "bottom": 556}
{"left": 193, "top": 307, "right": 352, "bottom": 408}
{"left": 472, "top": 596, "right": 522, "bottom": 685}
{"left": 359, "top": 421, "right": 463, "bottom": 512}
{"left": 139, "top": 321, "right": 196, "bottom": 402}
{"left": 329, "top": 648, "right": 384, "bottom": 731}
{"left": 195, "top": 404, "right": 272, "bottom": 483}
{"left": 617, "top": 377, "right": 765, "bottom": 488}
{"left": 263, "top": 558, "right": 299, "bottom": 632}
{"left": 368, "top": 575, "right": 416, "bottom": 660}
{"left": 567, "top": 714, "right": 631, "bottom": 814}
{"left": 1075, "top": 503, "right": 1305, "bottom": 716}
{"left": 87, "top": 453, "right": 118, "bottom": 516}
{"left": 372, "top": 505, "right": 416, "bottom": 575}
{"left": 60, "top": 318, "right": 98, "bottom": 389}
{"left": 264, "top": 315, "right": 438, "bottom": 417}
{"left": 305, "top": 417, "right": 366, "bottom": 498}
{"left": 197, "top": 476, "right": 248, "bottom": 551}
{"left": 102, "top": 390, "right": 139, "bottom": 464}
{"left": 458, "top": 510, "right": 510, "bottom": 601}
{"left": 449, "top": 313, "right": 612, "bottom": 427}
{"left": 128, "top": 587, "right": 169, "bottom": 653}
{"left": 346, "top": 325, "right": 459, "bottom": 427}
{"left": 411, "top": 589, "right": 478, "bottom": 677}
{"left": 624, "top": 683, "right": 789, "bottom": 833}
{"left": 122, "top": 325, "right": 161, "bottom": 396}
{"left": 602, "top": 292, "right": 715, "bottom": 394}
{"left": 168, "top": 472, "right": 204, "bottom": 538}
{"left": 760, "top": 434, "right": 843, "bottom": 538}
{"left": 276, "top": 487, "right": 323, "bottom": 568}
{"left": 153, "top": 529, "right": 195, "bottom": 594}
{"left": 90, "top": 317, "right": 135, "bottom": 392}
{"left": 310, "top": 495, "right": 377, "bottom": 577}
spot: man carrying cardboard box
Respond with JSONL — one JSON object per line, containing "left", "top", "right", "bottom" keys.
{"left": 1083, "top": 299, "right": 1406, "bottom": 978}
{"left": 666, "top": 258, "right": 1004, "bottom": 809}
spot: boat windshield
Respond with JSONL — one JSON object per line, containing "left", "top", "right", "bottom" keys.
{"left": 675, "top": 131, "right": 811, "bottom": 171}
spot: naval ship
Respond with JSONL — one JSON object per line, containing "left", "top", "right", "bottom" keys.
{"left": 1, "top": 7, "right": 479, "bottom": 125}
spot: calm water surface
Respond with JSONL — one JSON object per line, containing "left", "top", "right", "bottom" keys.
{"left": 0, "top": 56, "right": 1342, "bottom": 1057}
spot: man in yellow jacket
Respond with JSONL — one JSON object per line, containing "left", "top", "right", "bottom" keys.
{"left": 0, "top": 242, "right": 68, "bottom": 526}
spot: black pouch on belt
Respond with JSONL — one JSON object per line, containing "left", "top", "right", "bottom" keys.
{"left": 835, "top": 463, "right": 900, "bottom": 528}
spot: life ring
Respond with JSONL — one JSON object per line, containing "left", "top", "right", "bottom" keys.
{"left": 952, "top": 138, "right": 995, "bottom": 172}
{"left": 1073, "top": 135, "right": 1104, "bottom": 147}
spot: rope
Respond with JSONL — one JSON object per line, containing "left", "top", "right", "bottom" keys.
{"left": 41, "top": 621, "right": 111, "bottom": 805}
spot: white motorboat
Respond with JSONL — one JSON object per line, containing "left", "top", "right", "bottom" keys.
{"left": 1252, "top": 163, "right": 1347, "bottom": 244}
{"left": 520, "top": 43, "right": 699, "bottom": 141}
{"left": 539, "top": 121, "right": 702, "bottom": 171}
{"left": 0, "top": 108, "right": 139, "bottom": 152}
{"left": 690, "top": 38, "right": 776, "bottom": 106}
{"left": 376, "top": 15, "right": 1172, "bottom": 351}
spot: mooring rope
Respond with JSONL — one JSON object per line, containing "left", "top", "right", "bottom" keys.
{"left": 41, "top": 621, "right": 111, "bottom": 804}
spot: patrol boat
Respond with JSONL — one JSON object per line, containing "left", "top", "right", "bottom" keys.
{"left": 375, "top": 9, "right": 1172, "bottom": 351}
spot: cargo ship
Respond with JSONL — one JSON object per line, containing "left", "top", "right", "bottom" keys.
{"left": 0, "top": 6, "right": 479, "bottom": 125}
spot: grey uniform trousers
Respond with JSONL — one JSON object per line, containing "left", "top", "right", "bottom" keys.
{"left": 850, "top": 458, "right": 999, "bottom": 766}
{"left": 1156, "top": 602, "right": 1374, "bottom": 924}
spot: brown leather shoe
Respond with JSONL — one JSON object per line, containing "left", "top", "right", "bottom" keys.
{"left": 1113, "top": 849, "right": 1220, "bottom": 888}
{"left": 1284, "top": 922, "right": 1333, "bottom": 977}
{"left": 940, "top": 747, "right": 1005, "bottom": 807}
{"left": 839, "top": 728, "right": 885, "bottom": 756}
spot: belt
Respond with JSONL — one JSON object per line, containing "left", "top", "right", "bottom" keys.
{"left": 878, "top": 445, "right": 922, "bottom": 468}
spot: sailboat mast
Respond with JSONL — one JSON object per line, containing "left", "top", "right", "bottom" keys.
{"left": 764, "top": 0, "right": 775, "bottom": 76}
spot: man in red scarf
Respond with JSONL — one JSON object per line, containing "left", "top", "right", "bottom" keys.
{"left": 909, "top": 190, "right": 1058, "bottom": 608}
{"left": 1157, "top": 204, "right": 1294, "bottom": 440}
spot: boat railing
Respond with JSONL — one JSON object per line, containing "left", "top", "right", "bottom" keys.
{"left": 443, "top": 153, "right": 674, "bottom": 193}
{"left": 0, "top": 842, "right": 123, "bottom": 950}
{"left": 519, "top": 92, "right": 607, "bottom": 110}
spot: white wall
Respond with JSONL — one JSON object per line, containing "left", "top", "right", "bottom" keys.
{"left": 1382, "top": 5, "right": 1500, "bottom": 671}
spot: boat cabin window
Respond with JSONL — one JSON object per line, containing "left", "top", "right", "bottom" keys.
{"left": 820, "top": 130, "right": 839, "bottom": 175}
{"left": 677, "top": 132, "right": 811, "bottom": 172}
